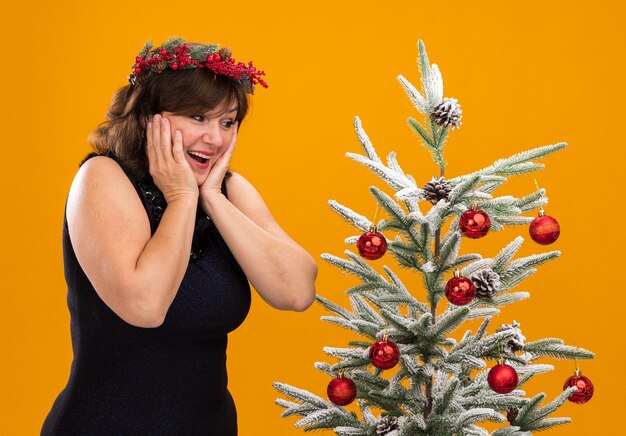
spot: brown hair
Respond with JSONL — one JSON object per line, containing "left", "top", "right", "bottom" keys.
{"left": 89, "top": 67, "right": 249, "bottom": 179}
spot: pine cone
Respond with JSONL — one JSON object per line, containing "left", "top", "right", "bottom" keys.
{"left": 471, "top": 269, "right": 500, "bottom": 299}
{"left": 152, "top": 60, "right": 167, "bottom": 74}
{"left": 496, "top": 320, "right": 526, "bottom": 355}
{"left": 128, "top": 71, "right": 149, "bottom": 85}
{"left": 507, "top": 408, "right": 519, "bottom": 423}
{"left": 430, "top": 97, "right": 462, "bottom": 130}
{"left": 376, "top": 415, "right": 399, "bottom": 435}
{"left": 218, "top": 47, "right": 232, "bottom": 61}
{"left": 422, "top": 176, "right": 451, "bottom": 205}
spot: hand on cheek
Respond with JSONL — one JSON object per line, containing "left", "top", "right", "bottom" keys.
{"left": 199, "top": 122, "right": 238, "bottom": 209}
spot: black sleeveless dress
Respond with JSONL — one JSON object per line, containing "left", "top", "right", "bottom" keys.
{"left": 41, "top": 153, "right": 251, "bottom": 435}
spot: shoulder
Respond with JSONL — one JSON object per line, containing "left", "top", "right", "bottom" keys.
{"left": 67, "top": 155, "right": 148, "bottom": 230}
{"left": 74, "top": 155, "right": 129, "bottom": 186}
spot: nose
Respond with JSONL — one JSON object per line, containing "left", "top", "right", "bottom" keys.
{"left": 201, "top": 123, "right": 223, "bottom": 147}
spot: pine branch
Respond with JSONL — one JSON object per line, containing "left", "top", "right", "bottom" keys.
{"left": 448, "top": 143, "right": 567, "bottom": 184}
{"left": 273, "top": 382, "right": 329, "bottom": 408}
{"left": 370, "top": 186, "right": 410, "bottom": 228}
{"left": 316, "top": 295, "right": 354, "bottom": 319}
{"left": 350, "top": 295, "right": 386, "bottom": 324}
{"left": 328, "top": 200, "right": 373, "bottom": 231}
{"left": 492, "top": 237, "right": 524, "bottom": 274}
{"left": 491, "top": 426, "right": 532, "bottom": 436}
{"left": 514, "top": 388, "right": 577, "bottom": 432}
{"left": 522, "top": 339, "right": 595, "bottom": 360}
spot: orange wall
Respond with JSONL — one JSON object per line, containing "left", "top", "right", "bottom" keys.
{"left": 1, "top": 1, "right": 622, "bottom": 435}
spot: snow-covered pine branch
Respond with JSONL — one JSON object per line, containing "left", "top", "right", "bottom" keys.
{"left": 448, "top": 143, "right": 567, "bottom": 185}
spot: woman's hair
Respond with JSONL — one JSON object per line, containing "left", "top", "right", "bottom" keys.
{"left": 89, "top": 68, "right": 249, "bottom": 179}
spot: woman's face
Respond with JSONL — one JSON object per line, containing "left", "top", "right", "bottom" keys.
{"left": 161, "top": 101, "right": 238, "bottom": 186}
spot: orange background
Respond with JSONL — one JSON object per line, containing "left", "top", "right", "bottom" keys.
{"left": 1, "top": 1, "right": 623, "bottom": 435}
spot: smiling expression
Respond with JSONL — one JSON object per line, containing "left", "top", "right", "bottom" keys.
{"left": 161, "top": 102, "right": 238, "bottom": 186}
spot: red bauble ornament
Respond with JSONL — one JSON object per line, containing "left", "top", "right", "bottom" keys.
{"left": 445, "top": 271, "right": 476, "bottom": 306}
{"left": 488, "top": 362, "right": 519, "bottom": 394}
{"left": 529, "top": 209, "right": 560, "bottom": 245}
{"left": 369, "top": 339, "right": 400, "bottom": 369}
{"left": 327, "top": 374, "right": 357, "bottom": 406}
{"left": 460, "top": 209, "right": 491, "bottom": 239}
{"left": 563, "top": 369, "right": 594, "bottom": 404}
{"left": 357, "top": 228, "right": 388, "bottom": 260}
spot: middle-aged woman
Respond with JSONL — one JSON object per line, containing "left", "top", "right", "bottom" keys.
{"left": 41, "top": 37, "right": 317, "bottom": 435}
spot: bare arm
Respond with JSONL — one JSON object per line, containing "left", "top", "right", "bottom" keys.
{"left": 67, "top": 115, "right": 199, "bottom": 328}
{"left": 201, "top": 172, "right": 317, "bottom": 312}
{"left": 184, "top": 119, "right": 316, "bottom": 312}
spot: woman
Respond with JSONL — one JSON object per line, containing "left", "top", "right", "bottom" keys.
{"left": 41, "top": 37, "right": 317, "bottom": 435}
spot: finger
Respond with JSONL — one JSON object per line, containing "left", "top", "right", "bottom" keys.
{"left": 224, "top": 122, "right": 238, "bottom": 161}
{"left": 161, "top": 116, "right": 172, "bottom": 153}
{"left": 172, "top": 129, "right": 186, "bottom": 164}
{"left": 146, "top": 120, "right": 155, "bottom": 161}
{"left": 152, "top": 114, "right": 163, "bottom": 164}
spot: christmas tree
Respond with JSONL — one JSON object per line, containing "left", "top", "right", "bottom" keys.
{"left": 273, "top": 40, "right": 594, "bottom": 435}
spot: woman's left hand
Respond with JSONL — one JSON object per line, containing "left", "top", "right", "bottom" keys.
{"left": 199, "top": 122, "right": 238, "bottom": 214}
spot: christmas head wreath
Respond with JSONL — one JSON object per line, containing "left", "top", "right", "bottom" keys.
{"left": 128, "top": 37, "right": 268, "bottom": 94}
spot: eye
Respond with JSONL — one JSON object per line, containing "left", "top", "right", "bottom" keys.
{"left": 190, "top": 114, "right": 205, "bottom": 122}
{"left": 222, "top": 120, "right": 235, "bottom": 128}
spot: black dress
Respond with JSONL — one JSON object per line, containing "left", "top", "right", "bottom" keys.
{"left": 41, "top": 153, "right": 251, "bottom": 435}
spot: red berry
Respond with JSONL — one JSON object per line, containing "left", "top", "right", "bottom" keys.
{"left": 160, "top": 49, "right": 167, "bottom": 56}
{"left": 135, "top": 56, "right": 142, "bottom": 63}
{"left": 134, "top": 67, "right": 142, "bottom": 74}
{"left": 214, "top": 54, "right": 221, "bottom": 62}
{"left": 171, "top": 63, "right": 178, "bottom": 70}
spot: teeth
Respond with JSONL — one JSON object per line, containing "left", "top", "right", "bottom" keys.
{"left": 188, "top": 151, "right": 212, "bottom": 159}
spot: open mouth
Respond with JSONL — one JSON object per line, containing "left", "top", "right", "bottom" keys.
{"left": 188, "top": 150, "right": 212, "bottom": 164}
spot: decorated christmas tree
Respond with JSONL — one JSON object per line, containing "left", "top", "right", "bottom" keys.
{"left": 273, "top": 41, "right": 595, "bottom": 435}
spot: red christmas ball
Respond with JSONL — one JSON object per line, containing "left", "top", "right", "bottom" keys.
{"left": 369, "top": 340, "right": 400, "bottom": 369}
{"left": 488, "top": 363, "right": 519, "bottom": 394}
{"left": 529, "top": 213, "right": 560, "bottom": 245}
{"left": 460, "top": 209, "right": 491, "bottom": 239}
{"left": 357, "top": 230, "right": 388, "bottom": 260}
{"left": 563, "top": 371, "right": 594, "bottom": 404}
{"left": 327, "top": 375, "right": 357, "bottom": 406}
{"left": 445, "top": 274, "right": 476, "bottom": 306}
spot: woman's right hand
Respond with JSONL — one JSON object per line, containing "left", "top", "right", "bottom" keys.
{"left": 146, "top": 114, "right": 198, "bottom": 203}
